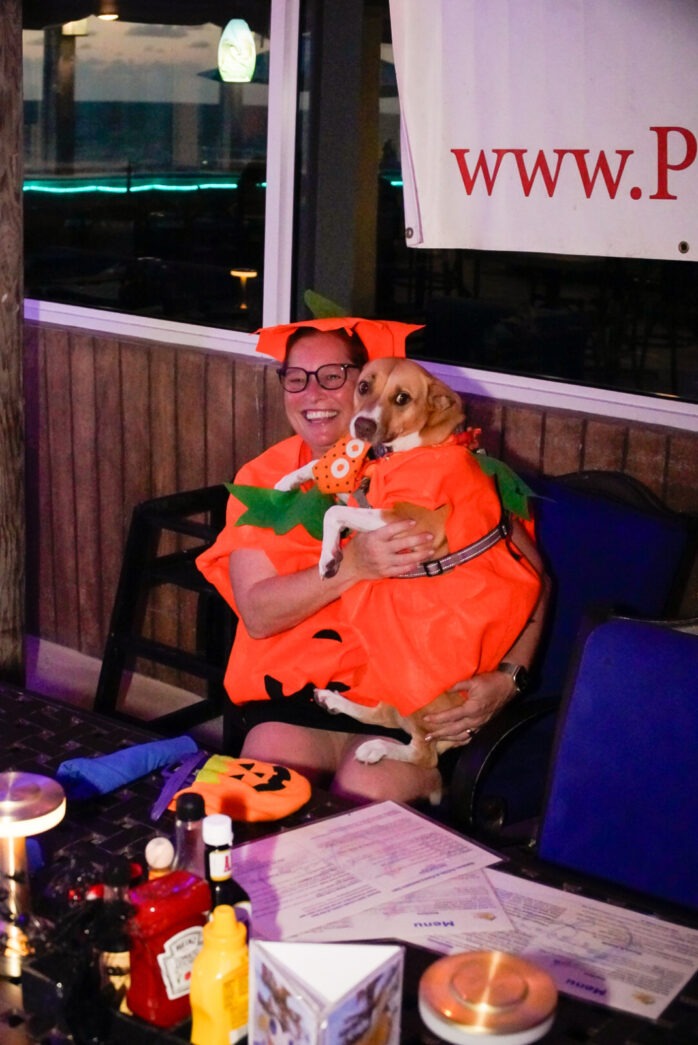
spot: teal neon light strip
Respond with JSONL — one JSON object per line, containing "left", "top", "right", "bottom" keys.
{"left": 23, "top": 180, "right": 239, "bottom": 195}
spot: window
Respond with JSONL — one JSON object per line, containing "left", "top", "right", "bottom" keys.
{"left": 23, "top": 4, "right": 271, "bottom": 332}
{"left": 23, "top": 0, "right": 697, "bottom": 409}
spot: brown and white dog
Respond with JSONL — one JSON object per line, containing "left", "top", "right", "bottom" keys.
{"left": 274, "top": 358, "right": 491, "bottom": 772}
{"left": 276, "top": 357, "right": 466, "bottom": 578}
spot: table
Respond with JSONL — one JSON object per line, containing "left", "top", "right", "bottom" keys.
{"left": 1, "top": 683, "right": 698, "bottom": 1043}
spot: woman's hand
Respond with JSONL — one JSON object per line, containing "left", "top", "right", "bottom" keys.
{"left": 422, "top": 671, "right": 517, "bottom": 745}
{"left": 343, "top": 520, "right": 435, "bottom": 580}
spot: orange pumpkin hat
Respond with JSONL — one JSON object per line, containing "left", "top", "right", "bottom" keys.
{"left": 255, "top": 317, "right": 423, "bottom": 363}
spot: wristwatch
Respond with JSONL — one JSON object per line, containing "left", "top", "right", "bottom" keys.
{"left": 497, "top": 661, "right": 530, "bottom": 695}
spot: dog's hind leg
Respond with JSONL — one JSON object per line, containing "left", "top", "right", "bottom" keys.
{"left": 314, "top": 687, "right": 397, "bottom": 729}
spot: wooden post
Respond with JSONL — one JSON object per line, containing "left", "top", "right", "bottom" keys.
{"left": 0, "top": 0, "right": 25, "bottom": 683}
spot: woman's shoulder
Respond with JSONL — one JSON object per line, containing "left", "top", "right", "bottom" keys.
{"left": 235, "top": 434, "right": 308, "bottom": 485}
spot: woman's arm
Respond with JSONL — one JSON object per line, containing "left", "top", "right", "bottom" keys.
{"left": 423, "top": 518, "right": 551, "bottom": 743}
{"left": 231, "top": 519, "right": 436, "bottom": 638}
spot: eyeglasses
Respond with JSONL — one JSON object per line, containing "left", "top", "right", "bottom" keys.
{"left": 278, "top": 363, "right": 359, "bottom": 393}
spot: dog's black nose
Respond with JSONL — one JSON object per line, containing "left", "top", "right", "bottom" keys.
{"left": 354, "top": 416, "right": 377, "bottom": 441}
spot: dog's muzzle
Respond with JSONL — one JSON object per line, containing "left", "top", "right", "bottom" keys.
{"left": 353, "top": 416, "right": 378, "bottom": 442}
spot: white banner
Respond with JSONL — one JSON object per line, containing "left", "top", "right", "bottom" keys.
{"left": 389, "top": 0, "right": 698, "bottom": 260}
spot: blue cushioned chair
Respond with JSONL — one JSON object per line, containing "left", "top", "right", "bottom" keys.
{"left": 448, "top": 470, "right": 694, "bottom": 838}
{"left": 536, "top": 615, "right": 698, "bottom": 911}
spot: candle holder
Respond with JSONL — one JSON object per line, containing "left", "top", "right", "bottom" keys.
{"left": 0, "top": 772, "right": 66, "bottom": 978}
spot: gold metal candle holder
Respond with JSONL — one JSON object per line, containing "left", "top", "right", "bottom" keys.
{"left": 0, "top": 772, "right": 66, "bottom": 978}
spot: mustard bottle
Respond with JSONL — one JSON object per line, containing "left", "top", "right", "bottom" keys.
{"left": 189, "top": 904, "right": 248, "bottom": 1045}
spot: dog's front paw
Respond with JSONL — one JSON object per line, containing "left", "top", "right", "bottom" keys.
{"left": 319, "top": 548, "right": 343, "bottom": 579}
{"left": 354, "top": 739, "right": 392, "bottom": 764}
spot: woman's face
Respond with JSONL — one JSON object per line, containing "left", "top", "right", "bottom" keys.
{"left": 283, "top": 332, "right": 360, "bottom": 456}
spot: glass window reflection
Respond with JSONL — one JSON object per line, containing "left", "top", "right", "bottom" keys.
{"left": 23, "top": 10, "right": 270, "bottom": 331}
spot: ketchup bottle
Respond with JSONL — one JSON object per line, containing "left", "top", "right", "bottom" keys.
{"left": 126, "top": 869, "right": 210, "bottom": 1028}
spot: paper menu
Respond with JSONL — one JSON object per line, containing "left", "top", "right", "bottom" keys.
{"left": 424, "top": 869, "right": 698, "bottom": 1020}
{"left": 234, "top": 800, "right": 503, "bottom": 940}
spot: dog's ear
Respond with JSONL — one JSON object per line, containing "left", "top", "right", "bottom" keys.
{"left": 426, "top": 380, "right": 465, "bottom": 429}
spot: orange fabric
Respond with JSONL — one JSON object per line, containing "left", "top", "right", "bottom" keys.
{"left": 197, "top": 437, "right": 541, "bottom": 717}
{"left": 339, "top": 446, "right": 541, "bottom": 714}
{"left": 196, "top": 436, "right": 369, "bottom": 703}
{"left": 255, "top": 317, "right": 423, "bottom": 363}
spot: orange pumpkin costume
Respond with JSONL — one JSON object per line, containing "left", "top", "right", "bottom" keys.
{"left": 196, "top": 435, "right": 540, "bottom": 717}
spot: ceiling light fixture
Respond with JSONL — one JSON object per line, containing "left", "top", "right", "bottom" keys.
{"left": 97, "top": 0, "right": 119, "bottom": 21}
{"left": 218, "top": 19, "right": 257, "bottom": 83}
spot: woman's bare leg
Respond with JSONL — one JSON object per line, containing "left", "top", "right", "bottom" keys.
{"left": 241, "top": 724, "right": 443, "bottom": 805}
{"left": 240, "top": 722, "right": 350, "bottom": 788}
{"left": 331, "top": 735, "right": 443, "bottom": 805}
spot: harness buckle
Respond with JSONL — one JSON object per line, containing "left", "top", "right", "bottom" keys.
{"left": 421, "top": 558, "right": 446, "bottom": 577}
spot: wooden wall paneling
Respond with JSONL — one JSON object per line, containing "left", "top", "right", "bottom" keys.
{"left": 175, "top": 348, "right": 208, "bottom": 493}
{"left": 140, "top": 342, "right": 181, "bottom": 686}
{"left": 501, "top": 404, "right": 546, "bottom": 475}
{"left": 118, "top": 340, "right": 158, "bottom": 681}
{"left": 232, "top": 360, "right": 271, "bottom": 475}
{"left": 204, "top": 352, "right": 236, "bottom": 486}
{"left": 541, "top": 411, "right": 585, "bottom": 475}
{"left": 24, "top": 326, "right": 54, "bottom": 638}
{"left": 37, "top": 329, "right": 57, "bottom": 640}
{"left": 466, "top": 396, "right": 505, "bottom": 458}
{"left": 625, "top": 427, "right": 670, "bottom": 500}
{"left": 120, "top": 340, "right": 153, "bottom": 513}
{"left": 70, "top": 332, "right": 103, "bottom": 658}
{"left": 94, "top": 336, "right": 126, "bottom": 643}
{"left": 43, "top": 327, "right": 80, "bottom": 650}
{"left": 174, "top": 349, "right": 208, "bottom": 678}
{"left": 666, "top": 433, "right": 698, "bottom": 514}
{"left": 580, "top": 417, "right": 628, "bottom": 472}
{"left": 22, "top": 324, "right": 698, "bottom": 677}
{"left": 149, "top": 344, "right": 178, "bottom": 498}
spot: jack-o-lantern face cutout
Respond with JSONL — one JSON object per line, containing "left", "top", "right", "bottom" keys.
{"left": 170, "top": 756, "right": 311, "bottom": 822}
{"left": 231, "top": 761, "right": 294, "bottom": 793}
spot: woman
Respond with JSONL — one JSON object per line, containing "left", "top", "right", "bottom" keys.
{"left": 197, "top": 318, "right": 549, "bottom": 804}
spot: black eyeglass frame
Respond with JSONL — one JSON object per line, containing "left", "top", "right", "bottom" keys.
{"left": 277, "top": 363, "right": 360, "bottom": 392}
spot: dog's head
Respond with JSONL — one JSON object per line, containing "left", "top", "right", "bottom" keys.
{"left": 349, "top": 358, "right": 465, "bottom": 451}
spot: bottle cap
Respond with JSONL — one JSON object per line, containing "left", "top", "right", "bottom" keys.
{"left": 175, "top": 790, "right": 206, "bottom": 822}
{"left": 145, "top": 835, "right": 175, "bottom": 872}
{"left": 203, "top": 813, "right": 233, "bottom": 847}
{"left": 203, "top": 903, "right": 246, "bottom": 945}
{"left": 419, "top": 951, "right": 557, "bottom": 1045}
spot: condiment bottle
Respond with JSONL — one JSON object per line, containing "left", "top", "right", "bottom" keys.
{"left": 172, "top": 790, "right": 206, "bottom": 878}
{"left": 189, "top": 904, "right": 248, "bottom": 1045}
{"left": 203, "top": 813, "right": 252, "bottom": 936}
{"left": 126, "top": 869, "right": 210, "bottom": 1028}
{"left": 94, "top": 854, "right": 133, "bottom": 1014}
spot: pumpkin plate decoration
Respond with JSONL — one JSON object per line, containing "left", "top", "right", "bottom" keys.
{"left": 169, "top": 755, "right": 312, "bottom": 821}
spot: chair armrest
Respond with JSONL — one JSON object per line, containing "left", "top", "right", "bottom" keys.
{"left": 447, "top": 697, "right": 559, "bottom": 837}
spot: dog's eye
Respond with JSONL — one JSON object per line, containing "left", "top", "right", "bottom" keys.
{"left": 357, "top": 380, "right": 370, "bottom": 395}
{"left": 394, "top": 391, "right": 411, "bottom": 406}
